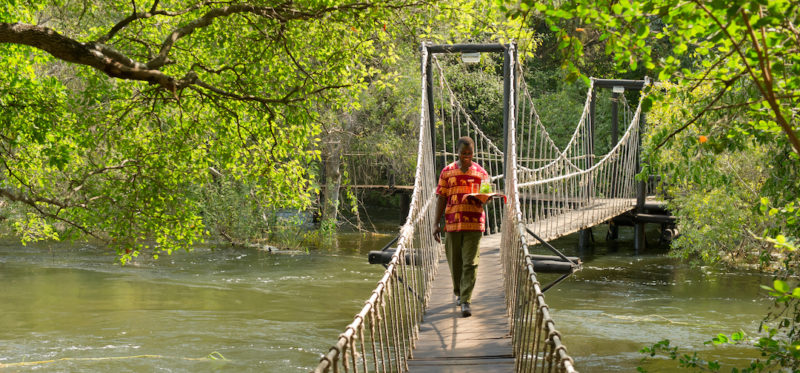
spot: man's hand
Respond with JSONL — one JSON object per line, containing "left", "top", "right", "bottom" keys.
{"left": 433, "top": 224, "right": 441, "bottom": 243}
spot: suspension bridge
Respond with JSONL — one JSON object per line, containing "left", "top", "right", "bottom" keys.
{"left": 314, "top": 43, "right": 653, "bottom": 373}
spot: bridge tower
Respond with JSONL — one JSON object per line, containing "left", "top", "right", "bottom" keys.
{"left": 422, "top": 43, "right": 518, "bottom": 180}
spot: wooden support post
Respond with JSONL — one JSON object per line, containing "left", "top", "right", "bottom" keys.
{"left": 500, "top": 44, "right": 517, "bottom": 195}
{"left": 607, "top": 222, "right": 619, "bottom": 240}
{"left": 578, "top": 228, "right": 593, "bottom": 252}
{"left": 611, "top": 91, "right": 619, "bottom": 148}
{"left": 502, "top": 46, "right": 510, "bottom": 171}
{"left": 634, "top": 215, "right": 646, "bottom": 253}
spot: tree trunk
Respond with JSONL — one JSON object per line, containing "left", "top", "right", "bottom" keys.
{"left": 321, "top": 142, "right": 342, "bottom": 224}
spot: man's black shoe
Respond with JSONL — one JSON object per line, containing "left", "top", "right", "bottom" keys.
{"left": 461, "top": 303, "right": 472, "bottom": 317}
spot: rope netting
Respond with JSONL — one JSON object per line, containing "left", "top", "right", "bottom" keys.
{"left": 432, "top": 57, "right": 506, "bottom": 234}
{"left": 515, "top": 78, "right": 646, "bottom": 241}
{"left": 316, "top": 43, "right": 648, "bottom": 373}
{"left": 502, "top": 70, "right": 645, "bottom": 372}
{"left": 314, "top": 46, "right": 440, "bottom": 373}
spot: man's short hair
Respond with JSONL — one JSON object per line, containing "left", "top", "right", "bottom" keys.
{"left": 456, "top": 136, "right": 475, "bottom": 151}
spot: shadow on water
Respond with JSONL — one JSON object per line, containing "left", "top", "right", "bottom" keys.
{"left": 528, "top": 225, "right": 773, "bottom": 372}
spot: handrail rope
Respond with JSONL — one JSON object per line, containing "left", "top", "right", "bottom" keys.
{"left": 516, "top": 72, "right": 584, "bottom": 174}
{"left": 511, "top": 79, "right": 593, "bottom": 174}
{"left": 315, "top": 44, "right": 441, "bottom": 373}
{"left": 518, "top": 78, "right": 562, "bottom": 156}
{"left": 519, "top": 78, "right": 596, "bottom": 173}
{"left": 517, "top": 88, "right": 646, "bottom": 188}
{"left": 505, "top": 44, "right": 579, "bottom": 373}
{"left": 432, "top": 57, "right": 506, "bottom": 157}
{"left": 434, "top": 57, "right": 584, "bottom": 177}
{"left": 432, "top": 57, "right": 615, "bottom": 184}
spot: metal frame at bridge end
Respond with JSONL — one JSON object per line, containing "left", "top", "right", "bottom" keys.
{"left": 590, "top": 77, "right": 654, "bottom": 252}
{"left": 420, "top": 42, "right": 518, "bottom": 178}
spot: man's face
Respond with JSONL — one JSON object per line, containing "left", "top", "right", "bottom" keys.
{"left": 458, "top": 144, "right": 474, "bottom": 167}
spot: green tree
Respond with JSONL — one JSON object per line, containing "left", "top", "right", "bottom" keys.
{"left": 0, "top": 0, "right": 433, "bottom": 261}
{"left": 503, "top": 0, "right": 800, "bottom": 370}
{"left": 315, "top": 0, "right": 535, "bottom": 230}
{"left": 0, "top": 0, "right": 537, "bottom": 260}
{"left": 508, "top": 0, "right": 800, "bottom": 155}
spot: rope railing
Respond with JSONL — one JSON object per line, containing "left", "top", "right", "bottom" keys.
{"left": 314, "top": 46, "right": 441, "bottom": 373}
{"left": 317, "top": 42, "right": 648, "bottom": 373}
{"left": 501, "top": 44, "right": 578, "bottom": 373}
{"left": 498, "top": 80, "right": 645, "bottom": 371}
{"left": 516, "top": 79, "right": 595, "bottom": 176}
{"left": 516, "top": 81, "right": 646, "bottom": 241}
{"left": 432, "top": 57, "right": 507, "bottom": 234}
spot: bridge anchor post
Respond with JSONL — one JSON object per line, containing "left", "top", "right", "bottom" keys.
{"left": 634, "top": 223, "right": 646, "bottom": 253}
{"left": 578, "top": 228, "right": 594, "bottom": 253}
{"left": 607, "top": 222, "right": 619, "bottom": 240}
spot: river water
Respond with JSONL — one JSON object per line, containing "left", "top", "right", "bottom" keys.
{"left": 0, "top": 220, "right": 773, "bottom": 372}
{"left": 538, "top": 228, "right": 771, "bottom": 371}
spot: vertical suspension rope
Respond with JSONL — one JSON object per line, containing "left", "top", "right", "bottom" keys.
{"left": 319, "top": 45, "right": 651, "bottom": 373}
{"left": 316, "top": 43, "right": 443, "bottom": 373}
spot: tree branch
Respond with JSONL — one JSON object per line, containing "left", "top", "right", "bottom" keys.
{"left": 96, "top": 1, "right": 215, "bottom": 44}
{"left": 190, "top": 76, "right": 350, "bottom": 106}
{"left": 692, "top": 0, "right": 800, "bottom": 154}
{"left": 654, "top": 74, "right": 742, "bottom": 151}
{"left": 741, "top": 8, "right": 800, "bottom": 154}
{"left": 692, "top": 0, "right": 766, "bottom": 102}
{"left": 144, "top": 1, "right": 426, "bottom": 69}
{"left": 146, "top": 2, "right": 372, "bottom": 69}
{"left": 689, "top": 47, "right": 737, "bottom": 92}
{"left": 0, "top": 22, "right": 179, "bottom": 91}
{"left": 0, "top": 187, "right": 66, "bottom": 209}
{"left": 710, "top": 95, "right": 800, "bottom": 111}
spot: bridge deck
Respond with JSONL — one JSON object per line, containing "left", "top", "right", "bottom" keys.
{"left": 407, "top": 198, "right": 637, "bottom": 372}
{"left": 408, "top": 233, "right": 513, "bottom": 372}
{"left": 525, "top": 198, "right": 637, "bottom": 243}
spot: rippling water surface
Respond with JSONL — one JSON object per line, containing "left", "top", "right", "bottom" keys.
{"left": 0, "top": 234, "right": 389, "bottom": 372}
{"left": 535, "top": 228, "right": 771, "bottom": 372}
{"left": 0, "top": 222, "right": 774, "bottom": 372}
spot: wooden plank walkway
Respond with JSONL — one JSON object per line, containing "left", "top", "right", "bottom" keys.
{"left": 524, "top": 198, "right": 637, "bottom": 243}
{"left": 407, "top": 197, "right": 640, "bottom": 372}
{"left": 408, "top": 233, "right": 514, "bottom": 372}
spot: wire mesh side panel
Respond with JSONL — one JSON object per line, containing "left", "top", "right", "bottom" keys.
{"left": 314, "top": 45, "right": 440, "bottom": 373}
{"left": 501, "top": 45, "right": 578, "bottom": 373}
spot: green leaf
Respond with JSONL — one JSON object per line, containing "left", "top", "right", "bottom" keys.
{"left": 713, "top": 333, "right": 729, "bottom": 344}
{"left": 673, "top": 43, "right": 688, "bottom": 54}
{"left": 636, "top": 24, "right": 650, "bottom": 38}
{"left": 774, "top": 280, "right": 789, "bottom": 293}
